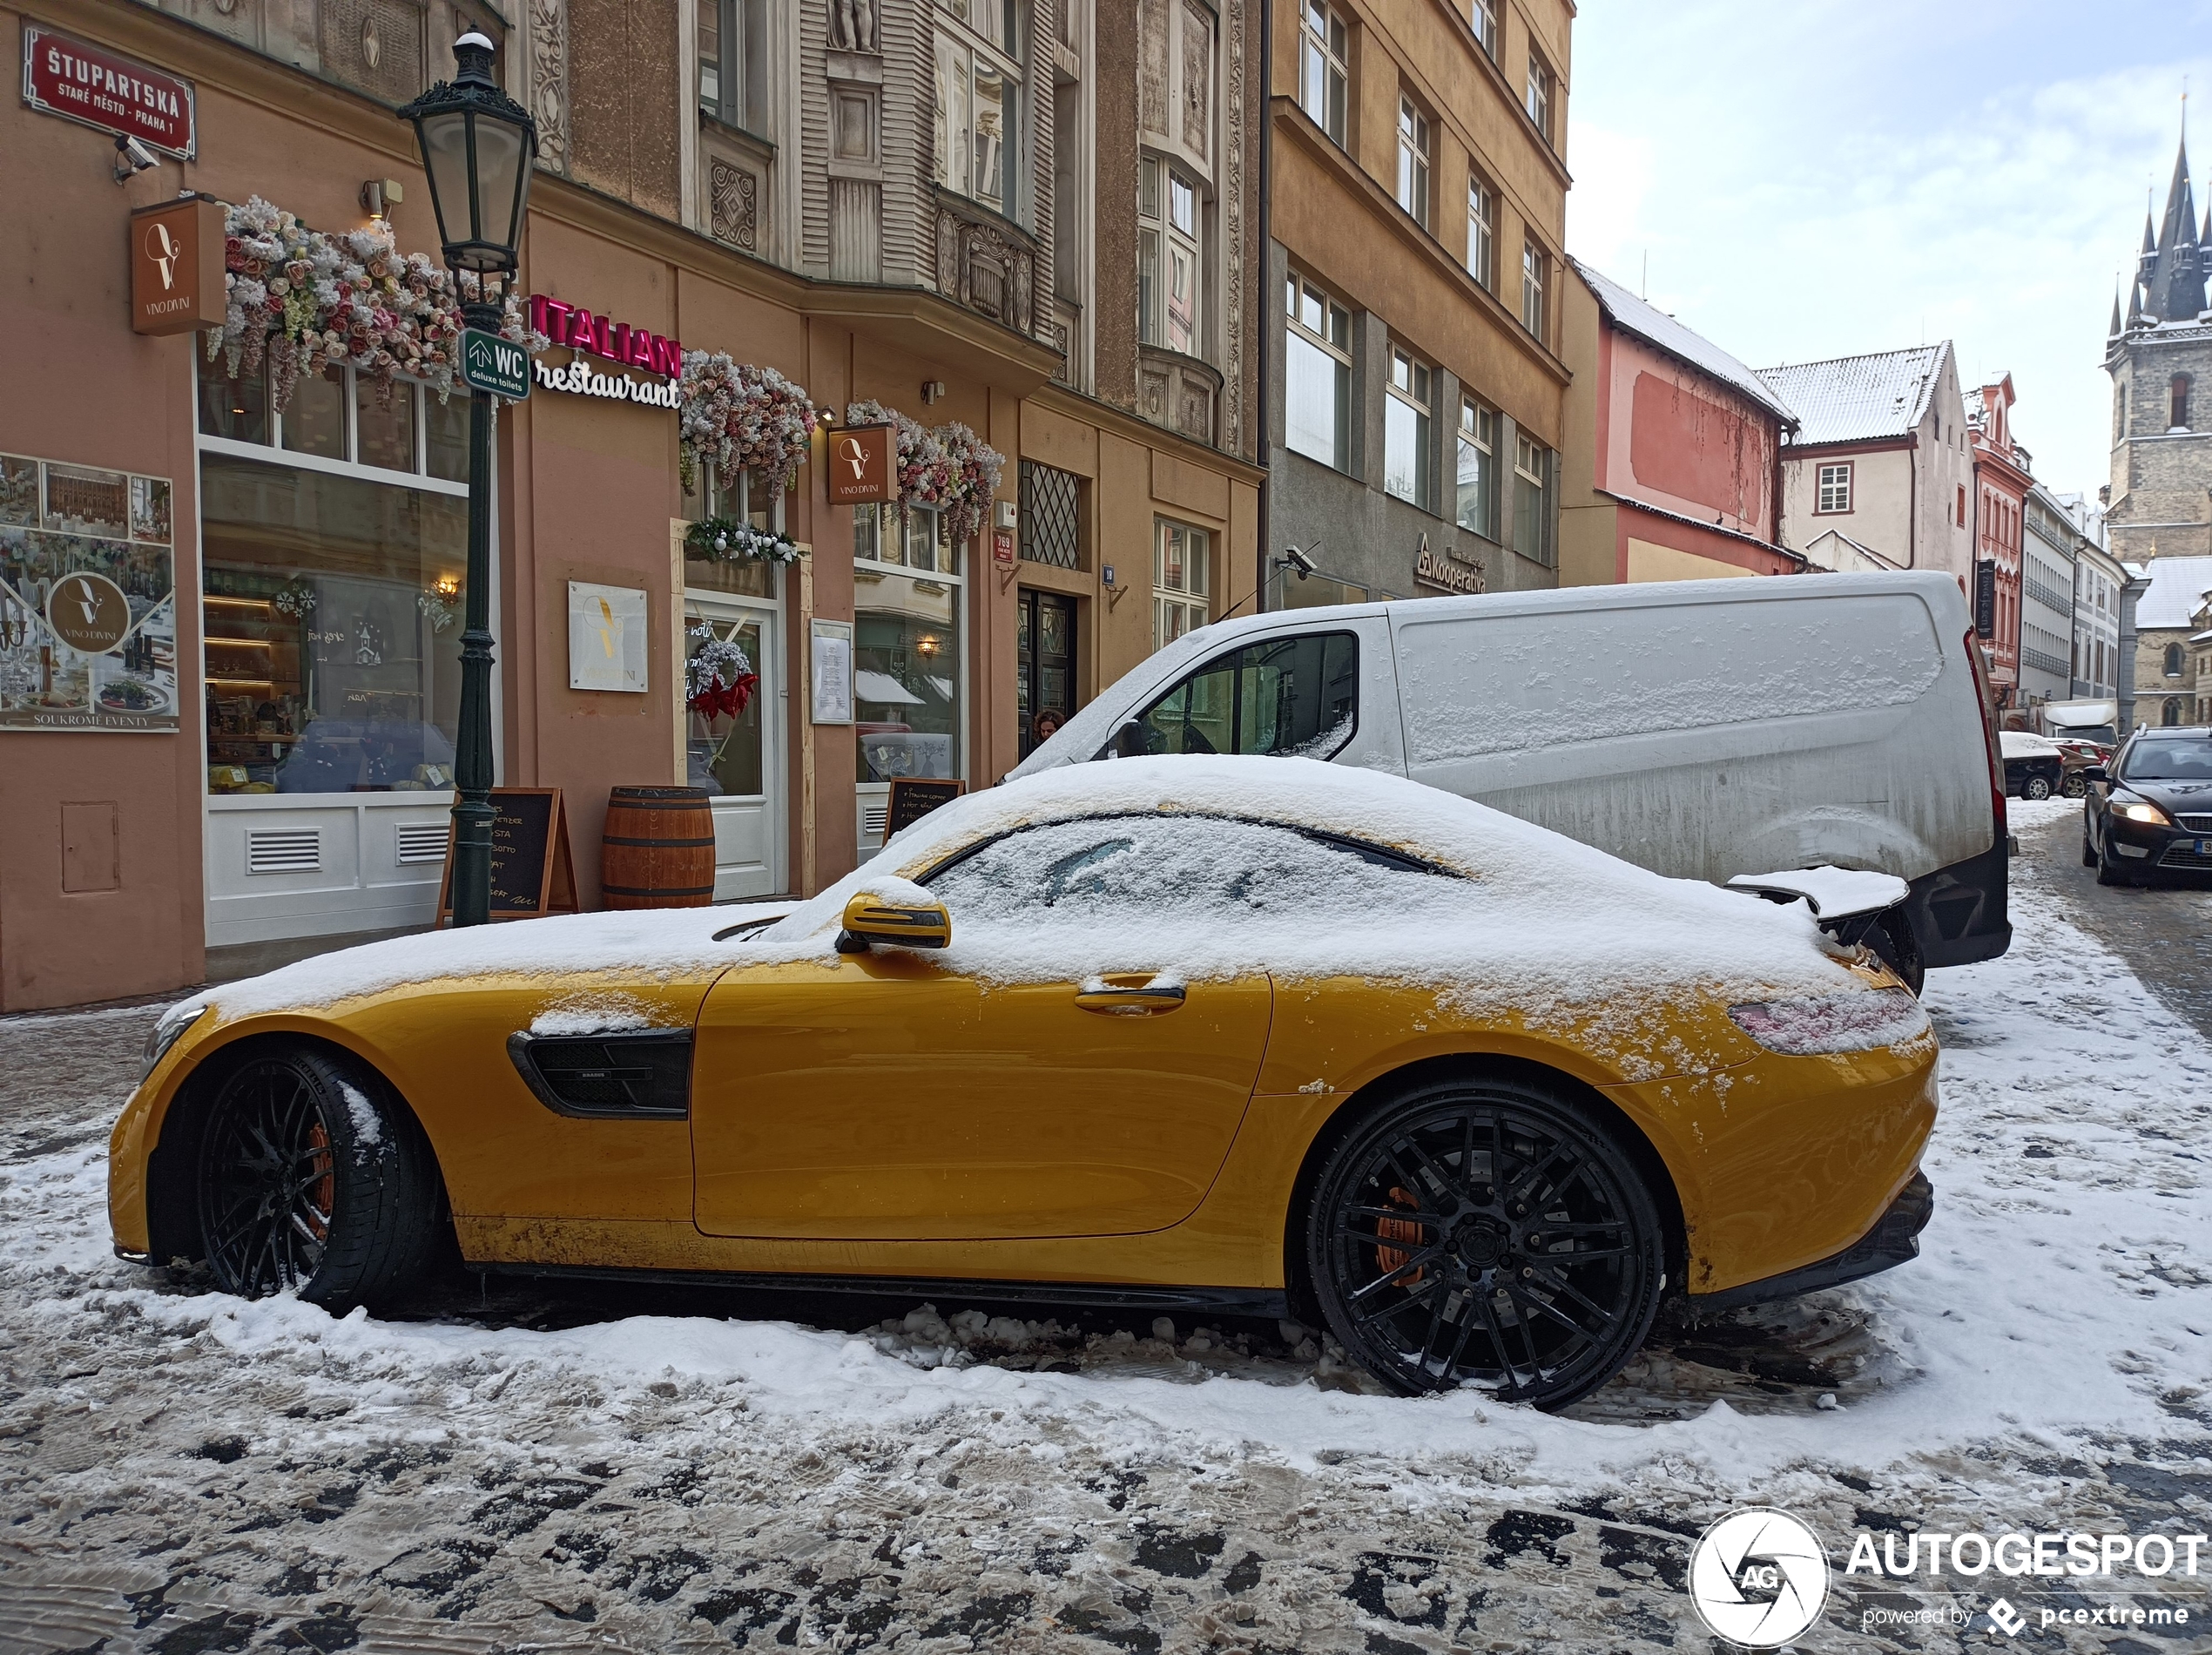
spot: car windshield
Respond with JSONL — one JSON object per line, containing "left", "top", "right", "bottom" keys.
{"left": 2056, "top": 726, "right": 2116, "bottom": 746}
{"left": 2120, "top": 737, "right": 2212, "bottom": 781}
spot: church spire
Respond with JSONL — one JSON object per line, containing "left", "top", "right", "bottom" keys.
{"left": 2111, "top": 284, "right": 2125, "bottom": 339}
{"left": 2146, "top": 130, "right": 2211, "bottom": 321}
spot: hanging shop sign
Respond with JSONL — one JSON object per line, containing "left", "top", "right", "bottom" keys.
{"left": 462, "top": 328, "right": 531, "bottom": 400}
{"left": 528, "top": 295, "right": 681, "bottom": 406}
{"left": 1413, "top": 534, "right": 1484, "bottom": 596}
{"left": 130, "top": 196, "right": 225, "bottom": 335}
{"left": 22, "top": 25, "right": 196, "bottom": 159}
{"left": 0, "top": 453, "right": 178, "bottom": 732}
{"left": 824, "top": 423, "right": 896, "bottom": 505}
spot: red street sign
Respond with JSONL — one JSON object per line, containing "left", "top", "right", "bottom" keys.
{"left": 22, "top": 26, "right": 196, "bottom": 159}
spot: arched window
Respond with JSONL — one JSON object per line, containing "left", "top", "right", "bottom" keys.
{"left": 2166, "top": 642, "right": 2186, "bottom": 677}
{"left": 2174, "top": 374, "right": 2193, "bottom": 431}
{"left": 2163, "top": 698, "right": 2183, "bottom": 726}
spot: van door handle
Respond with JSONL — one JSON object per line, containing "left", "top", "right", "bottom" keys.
{"left": 1075, "top": 978, "right": 1186, "bottom": 1016}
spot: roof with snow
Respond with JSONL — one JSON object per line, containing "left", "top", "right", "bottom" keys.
{"left": 1571, "top": 260, "right": 1796, "bottom": 424}
{"left": 2134, "top": 555, "right": 2212, "bottom": 630}
{"left": 1756, "top": 342, "right": 1953, "bottom": 447}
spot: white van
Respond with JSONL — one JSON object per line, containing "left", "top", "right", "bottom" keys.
{"left": 1008, "top": 571, "right": 2009, "bottom": 983}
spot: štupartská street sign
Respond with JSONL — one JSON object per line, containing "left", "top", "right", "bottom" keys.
{"left": 461, "top": 328, "right": 530, "bottom": 400}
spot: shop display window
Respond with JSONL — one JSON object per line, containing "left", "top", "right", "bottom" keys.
{"left": 197, "top": 358, "right": 470, "bottom": 797}
{"left": 680, "top": 465, "right": 780, "bottom": 599}
{"left": 853, "top": 504, "right": 963, "bottom": 783}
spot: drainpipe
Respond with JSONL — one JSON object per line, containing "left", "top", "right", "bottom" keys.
{"left": 1256, "top": 0, "right": 1272, "bottom": 611}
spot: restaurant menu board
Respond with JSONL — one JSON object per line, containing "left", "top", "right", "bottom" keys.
{"left": 0, "top": 454, "right": 178, "bottom": 732}
{"left": 436, "top": 788, "right": 580, "bottom": 922}
{"left": 885, "top": 777, "right": 965, "bottom": 837}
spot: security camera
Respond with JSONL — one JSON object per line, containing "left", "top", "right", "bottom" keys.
{"left": 113, "top": 134, "right": 158, "bottom": 183}
{"left": 1281, "top": 544, "right": 1318, "bottom": 579}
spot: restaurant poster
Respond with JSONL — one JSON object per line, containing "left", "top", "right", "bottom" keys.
{"left": 0, "top": 454, "right": 179, "bottom": 732}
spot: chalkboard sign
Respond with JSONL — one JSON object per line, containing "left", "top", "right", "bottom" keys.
{"left": 436, "top": 788, "right": 579, "bottom": 922}
{"left": 885, "top": 777, "right": 966, "bottom": 838}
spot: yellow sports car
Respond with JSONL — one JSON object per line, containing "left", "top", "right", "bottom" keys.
{"left": 111, "top": 757, "right": 1937, "bottom": 1408}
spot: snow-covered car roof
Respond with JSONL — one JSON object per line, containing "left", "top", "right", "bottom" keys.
{"left": 192, "top": 760, "right": 1882, "bottom": 1083}
{"left": 1999, "top": 731, "right": 2064, "bottom": 758}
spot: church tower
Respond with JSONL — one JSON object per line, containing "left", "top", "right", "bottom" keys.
{"left": 2107, "top": 130, "right": 2212, "bottom": 561}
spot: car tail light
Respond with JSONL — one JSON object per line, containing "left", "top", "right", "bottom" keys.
{"left": 1963, "top": 628, "right": 2006, "bottom": 846}
{"left": 1727, "top": 988, "right": 1931, "bottom": 1056}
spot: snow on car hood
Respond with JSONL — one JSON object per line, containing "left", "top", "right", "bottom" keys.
{"left": 753, "top": 756, "right": 1885, "bottom": 1079}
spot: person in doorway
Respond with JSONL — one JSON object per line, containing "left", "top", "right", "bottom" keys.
{"left": 1032, "top": 708, "right": 1064, "bottom": 748}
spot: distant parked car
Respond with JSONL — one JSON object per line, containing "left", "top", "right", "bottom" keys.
{"left": 2083, "top": 727, "right": 2212, "bottom": 885}
{"left": 2050, "top": 738, "right": 2107, "bottom": 798}
{"left": 2000, "top": 731, "right": 2066, "bottom": 800}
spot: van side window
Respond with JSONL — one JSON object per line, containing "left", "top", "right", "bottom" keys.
{"left": 1112, "top": 632, "right": 1359, "bottom": 760}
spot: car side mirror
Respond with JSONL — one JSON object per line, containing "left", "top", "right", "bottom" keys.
{"left": 836, "top": 889, "right": 951, "bottom": 953}
{"left": 2082, "top": 766, "right": 2107, "bottom": 785}
{"left": 1101, "top": 718, "right": 1145, "bottom": 760}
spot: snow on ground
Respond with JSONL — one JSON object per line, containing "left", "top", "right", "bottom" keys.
{"left": 2, "top": 799, "right": 2209, "bottom": 1652}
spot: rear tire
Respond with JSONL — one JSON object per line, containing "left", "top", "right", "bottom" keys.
{"left": 2062, "top": 773, "right": 2088, "bottom": 800}
{"left": 2022, "top": 775, "right": 2053, "bottom": 800}
{"left": 195, "top": 1045, "right": 442, "bottom": 1311}
{"left": 1305, "top": 1077, "right": 1665, "bottom": 1411}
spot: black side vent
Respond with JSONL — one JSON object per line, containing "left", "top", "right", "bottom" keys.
{"left": 507, "top": 1030, "right": 693, "bottom": 1120}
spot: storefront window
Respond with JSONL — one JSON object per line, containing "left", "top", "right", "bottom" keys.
{"left": 854, "top": 504, "right": 963, "bottom": 783}
{"left": 197, "top": 361, "right": 469, "bottom": 797}
{"left": 682, "top": 464, "right": 781, "bottom": 599}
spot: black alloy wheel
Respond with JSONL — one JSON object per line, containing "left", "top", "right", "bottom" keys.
{"left": 195, "top": 1045, "right": 443, "bottom": 1308}
{"left": 1306, "top": 1078, "right": 1665, "bottom": 1410}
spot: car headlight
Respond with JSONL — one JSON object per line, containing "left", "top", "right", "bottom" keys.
{"left": 2114, "top": 797, "right": 2174, "bottom": 826}
{"left": 1727, "top": 988, "right": 1931, "bottom": 1056}
{"left": 140, "top": 1000, "right": 209, "bottom": 1082}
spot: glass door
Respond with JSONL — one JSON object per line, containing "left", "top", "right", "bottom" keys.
{"left": 685, "top": 599, "right": 781, "bottom": 899}
{"left": 1017, "top": 589, "right": 1077, "bottom": 758}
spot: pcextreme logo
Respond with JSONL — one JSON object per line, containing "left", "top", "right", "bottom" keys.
{"left": 1688, "top": 1507, "right": 1831, "bottom": 1647}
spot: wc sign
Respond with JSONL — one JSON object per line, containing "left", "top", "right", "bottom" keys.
{"left": 460, "top": 328, "right": 530, "bottom": 401}
{"left": 824, "top": 422, "right": 895, "bottom": 505}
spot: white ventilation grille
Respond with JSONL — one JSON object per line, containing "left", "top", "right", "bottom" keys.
{"left": 396, "top": 824, "right": 449, "bottom": 865}
{"left": 862, "top": 804, "right": 888, "bottom": 842}
{"left": 246, "top": 828, "right": 321, "bottom": 875}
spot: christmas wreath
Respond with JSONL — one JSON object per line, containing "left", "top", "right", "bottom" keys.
{"left": 686, "top": 623, "right": 759, "bottom": 723}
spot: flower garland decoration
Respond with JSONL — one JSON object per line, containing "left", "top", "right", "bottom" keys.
{"left": 206, "top": 196, "right": 544, "bottom": 414}
{"left": 676, "top": 353, "right": 818, "bottom": 496}
{"left": 685, "top": 516, "right": 805, "bottom": 566}
{"left": 685, "top": 623, "right": 759, "bottom": 722}
{"left": 844, "top": 401, "right": 1004, "bottom": 547}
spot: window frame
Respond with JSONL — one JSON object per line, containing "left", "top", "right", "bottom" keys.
{"left": 1816, "top": 463, "right": 1854, "bottom": 515}
{"left": 1512, "top": 430, "right": 1552, "bottom": 565}
{"left": 1298, "top": 0, "right": 1347, "bottom": 145}
{"left": 1395, "top": 93, "right": 1432, "bottom": 229}
{"left": 1152, "top": 517, "right": 1212, "bottom": 651}
{"left": 1115, "top": 631, "right": 1365, "bottom": 765}
{"left": 934, "top": 0, "right": 1023, "bottom": 219}
{"left": 1466, "top": 174, "right": 1494, "bottom": 290}
{"left": 1456, "top": 397, "right": 1496, "bottom": 539}
{"left": 1525, "top": 50, "right": 1554, "bottom": 145}
{"left": 1284, "top": 269, "right": 1353, "bottom": 473}
{"left": 1137, "top": 154, "right": 1205, "bottom": 355}
{"left": 1385, "top": 345, "right": 1434, "bottom": 511}
{"left": 698, "top": 0, "right": 765, "bottom": 132}
{"left": 1470, "top": 0, "right": 1499, "bottom": 59}
{"left": 1520, "top": 237, "right": 1548, "bottom": 341}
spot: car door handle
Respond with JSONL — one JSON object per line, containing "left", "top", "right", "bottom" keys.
{"left": 1075, "top": 978, "right": 1187, "bottom": 1016}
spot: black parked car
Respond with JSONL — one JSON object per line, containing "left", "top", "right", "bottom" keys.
{"left": 2082, "top": 727, "right": 2212, "bottom": 885}
{"left": 2000, "top": 731, "right": 2067, "bottom": 800}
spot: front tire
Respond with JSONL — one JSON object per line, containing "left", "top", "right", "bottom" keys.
{"left": 1305, "top": 1077, "right": 1665, "bottom": 1410}
{"left": 2095, "top": 831, "right": 2133, "bottom": 888}
{"left": 195, "top": 1045, "right": 442, "bottom": 1309}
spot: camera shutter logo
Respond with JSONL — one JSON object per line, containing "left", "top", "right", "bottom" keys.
{"left": 1688, "top": 1507, "right": 1830, "bottom": 1647}
{"left": 47, "top": 574, "right": 131, "bottom": 656}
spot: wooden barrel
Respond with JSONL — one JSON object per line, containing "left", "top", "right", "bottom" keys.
{"left": 601, "top": 786, "right": 717, "bottom": 909}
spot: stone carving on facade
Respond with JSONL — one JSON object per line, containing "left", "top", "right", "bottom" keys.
{"left": 1222, "top": 0, "right": 1245, "bottom": 452}
{"left": 1138, "top": 0, "right": 1169, "bottom": 138}
{"left": 1181, "top": 2, "right": 1211, "bottom": 159}
{"left": 933, "top": 198, "right": 1037, "bottom": 334}
{"left": 829, "top": 0, "right": 879, "bottom": 52}
{"left": 528, "top": 0, "right": 570, "bottom": 172}
{"left": 711, "top": 157, "right": 759, "bottom": 252}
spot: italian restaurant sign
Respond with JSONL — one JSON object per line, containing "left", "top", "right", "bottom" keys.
{"left": 23, "top": 25, "right": 196, "bottom": 159}
{"left": 528, "top": 294, "right": 682, "bottom": 408}
{"left": 0, "top": 453, "right": 179, "bottom": 732}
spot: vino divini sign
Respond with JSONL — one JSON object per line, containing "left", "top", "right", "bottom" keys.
{"left": 528, "top": 295, "right": 681, "bottom": 409}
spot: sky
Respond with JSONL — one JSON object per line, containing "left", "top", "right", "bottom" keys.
{"left": 1564, "top": 0, "right": 2212, "bottom": 501}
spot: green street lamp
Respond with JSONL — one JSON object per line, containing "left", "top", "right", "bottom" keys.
{"left": 400, "top": 33, "right": 536, "bottom": 927}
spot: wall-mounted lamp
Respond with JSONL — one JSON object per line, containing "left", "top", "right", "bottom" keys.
{"left": 435, "top": 574, "right": 462, "bottom": 599}
{"left": 921, "top": 380, "right": 947, "bottom": 404}
{"left": 360, "top": 178, "right": 406, "bottom": 220}
{"left": 916, "top": 633, "right": 941, "bottom": 658}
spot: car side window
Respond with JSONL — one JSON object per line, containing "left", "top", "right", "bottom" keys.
{"left": 922, "top": 812, "right": 1433, "bottom": 932}
{"left": 1114, "top": 632, "right": 1359, "bottom": 760}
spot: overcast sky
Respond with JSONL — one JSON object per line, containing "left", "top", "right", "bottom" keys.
{"left": 1564, "top": 0, "right": 2212, "bottom": 501}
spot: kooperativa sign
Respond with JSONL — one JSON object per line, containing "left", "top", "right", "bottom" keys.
{"left": 22, "top": 25, "right": 196, "bottom": 159}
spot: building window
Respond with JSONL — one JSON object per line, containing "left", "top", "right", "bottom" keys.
{"left": 683, "top": 464, "right": 784, "bottom": 600}
{"left": 1155, "top": 518, "right": 1211, "bottom": 649}
{"left": 698, "top": 0, "right": 765, "bottom": 131}
{"left": 1957, "top": 483, "right": 1966, "bottom": 527}
{"left": 196, "top": 360, "right": 469, "bottom": 798}
{"left": 2173, "top": 373, "right": 2193, "bottom": 431}
{"left": 853, "top": 503, "right": 965, "bottom": 785}
{"left": 934, "top": 1, "right": 1021, "bottom": 216}
{"left": 2164, "top": 698, "right": 2182, "bottom": 726}
{"left": 2117, "top": 382, "right": 2128, "bottom": 440}
{"left": 1525, "top": 51, "right": 1553, "bottom": 145}
{"left": 1385, "top": 348, "right": 1433, "bottom": 510}
{"left": 1285, "top": 271, "right": 1352, "bottom": 472}
{"left": 2167, "top": 642, "right": 2186, "bottom": 678}
{"left": 1299, "top": 0, "right": 1346, "bottom": 145}
{"left": 1467, "top": 176, "right": 1494, "bottom": 290}
{"left": 1138, "top": 157, "right": 1203, "bottom": 355}
{"left": 1017, "top": 458, "right": 1082, "bottom": 570}
{"left": 1512, "top": 432, "right": 1551, "bottom": 564}
{"left": 1817, "top": 463, "right": 1853, "bottom": 514}
{"left": 1396, "top": 95, "right": 1432, "bottom": 228}
{"left": 1520, "top": 238, "right": 1547, "bottom": 340}
{"left": 1471, "top": 0, "right": 1498, "bottom": 58}
{"left": 1457, "top": 399, "right": 1495, "bottom": 537}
